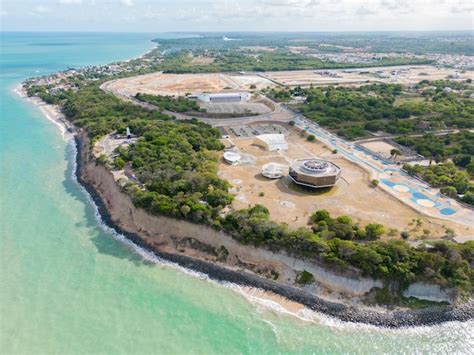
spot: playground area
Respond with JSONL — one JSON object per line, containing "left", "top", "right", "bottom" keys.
{"left": 218, "top": 125, "right": 470, "bottom": 238}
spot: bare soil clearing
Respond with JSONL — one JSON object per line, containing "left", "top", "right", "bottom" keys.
{"left": 105, "top": 72, "right": 275, "bottom": 97}
{"left": 263, "top": 65, "right": 472, "bottom": 87}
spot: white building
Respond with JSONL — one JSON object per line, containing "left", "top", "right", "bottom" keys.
{"left": 261, "top": 163, "right": 286, "bottom": 179}
{"left": 196, "top": 92, "right": 251, "bottom": 103}
{"left": 223, "top": 151, "right": 241, "bottom": 165}
{"left": 253, "top": 134, "right": 288, "bottom": 151}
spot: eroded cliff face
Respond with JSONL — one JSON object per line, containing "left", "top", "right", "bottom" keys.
{"left": 76, "top": 131, "right": 456, "bottom": 304}
{"left": 404, "top": 283, "right": 456, "bottom": 303}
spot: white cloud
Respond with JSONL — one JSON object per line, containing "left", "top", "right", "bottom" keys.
{"left": 58, "top": 0, "right": 83, "bottom": 4}
{"left": 34, "top": 5, "right": 51, "bottom": 14}
{"left": 120, "top": 0, "right": 134, "bottom": 6}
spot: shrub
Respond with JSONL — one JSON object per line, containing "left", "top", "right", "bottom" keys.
{"left": 365, "top": 223, "right": 385, "bottom": 240}
{"left": 114, "top": 156, "right": 126, "bottom": 170}
{"left": 295, "top": 270, "right": 314, "bottom": 285}
{"left": 440, "top": 186, "right": 457, "bottom": 198}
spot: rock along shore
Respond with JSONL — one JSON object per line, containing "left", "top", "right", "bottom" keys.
{"left": 73, "top": 132, "right": 474, "bottom": 328}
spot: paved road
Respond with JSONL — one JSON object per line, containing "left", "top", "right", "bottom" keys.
{"left": 353, "top": 129, "right": 471, "bottom": 144}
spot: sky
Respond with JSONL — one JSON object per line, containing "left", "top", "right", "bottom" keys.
{"left": 1, "top": 0, "right": 473, "bottom": 32}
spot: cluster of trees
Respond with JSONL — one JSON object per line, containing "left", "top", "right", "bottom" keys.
{"left": 134, "top": 93, "right": 200, "bottom": 113}
{"left": 271, "top": 82, "right": 473, "bottom": 140}
{"left": 121, "top": 120, "right": 233, "bottom": 223}
{"left": 415, "top": 79, "right": 472, "bottom": 92}
{"left": 154, "top": 32, "right": 473, "bottom": 55}
{"left": 396, "top": 132, "right": 474, "bottom": 170}
{"left": 221, "top": 205, "right": 474, "bottom": 292}
{"left": 156, "top": 50, "right": 432, "bottom": 74}
{"left": 403, "top": 162, "right": 474, "bottom": 205}
{"left": 40, "top": 84, "right": 234, "bottom": 222}
{"left": 310, "top": 209, "right": 385, "bottom": 240}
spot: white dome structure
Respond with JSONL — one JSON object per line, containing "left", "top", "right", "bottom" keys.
{"left": 262, "top": 163, "right": 286, "bottom": 179}
{"left": 223, "top": 151, "right": 241, "bottom": 165}
{"left": 253, "top": 134, "right": 288, "bottom": 151}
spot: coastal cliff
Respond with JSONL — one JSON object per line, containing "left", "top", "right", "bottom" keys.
{"left": 74, "top": 130, "right": 473, "bottom": 327}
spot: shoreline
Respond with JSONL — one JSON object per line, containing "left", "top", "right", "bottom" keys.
{"left": 14, "top": 84, "right": 75, "bottom": 140}
{"left": 17, "top": 83, "right": 474, "bottom": 328}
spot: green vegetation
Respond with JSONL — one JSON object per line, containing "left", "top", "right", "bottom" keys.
{"left": 135, "top": 93, "right": 200, "bottom": 113}
{"left": 307, "top": 134, "right": 316, "bottom": 142}
{"left": 155, "top": 32, "right": 474, "bottom": 55}
{"left": 40, "top": 84, "right": 234, "bottom": 223}
{"left": 221, "top": 205, "right": 473, "bottom": 293}
{"left": 271, "top": 82, "right": 473, "bottom": 140}
{"left": 310, "top": 209, "right": 385, "bottom": 241}
{"left": 157, "top": 50, "right": 432, "bottom": 74}
{"left": 295, "top": 270, "right": 315, "bottom": 285}
{"left": 403, "top": 162, "right": 474, "bottom": 205}
{"left": 396, "top": 132, "right": 474, "bottom": 166}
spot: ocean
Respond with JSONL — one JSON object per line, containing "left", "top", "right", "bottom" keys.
{"left": 0, "top": 32, "right": 472, "bottom": 354}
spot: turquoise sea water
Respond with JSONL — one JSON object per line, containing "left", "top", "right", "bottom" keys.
{"left": 0, "top": 32, "right": 472, "bottom": 354}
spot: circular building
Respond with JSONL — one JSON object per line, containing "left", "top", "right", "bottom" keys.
{"left": 223, "top": 151, "right": 241, "bottom": 165}
{"left": 289, "top": 158, "right": 341, "bottom": 188}
{"left": 261, "top": 163, "right": 286, "bottom": 179}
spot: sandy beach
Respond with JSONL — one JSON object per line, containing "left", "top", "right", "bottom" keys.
{"left": 14, "top": 84, "right": 75, "bottom": 140}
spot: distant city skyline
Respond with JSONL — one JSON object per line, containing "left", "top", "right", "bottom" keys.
{"left": 1, "top": 0, "right": 473, "bottom": 32}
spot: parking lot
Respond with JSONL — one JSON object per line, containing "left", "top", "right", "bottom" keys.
{"left": 226, "top": 123, "right": 290, "bottom": 138}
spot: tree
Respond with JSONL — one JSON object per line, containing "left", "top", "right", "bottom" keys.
{"left": 466, "top": 162, "right": 474, "bottom": 176}
{"left": 461, "top": 192, "right": 474, "bottom": 205}
{"left": 365, "top": 223, "right": 385, "bottom": 240}
{"left": 390, "top": 149, "right": 401, "bottom": 160}
{"left": 453, "top": 154, "right": 471, "bottom": 168}
{"left": 310, "top": 210, "right": 331, "bottom": 224}
{"left": 307, "top": 134, "right": 316, "bottom": 142}
{"left": 371, "top": 179, "right": 379, "bottom": 187}
{"left": 440, "top": 186, "right": 457, "bottom": 198}
{"left": 114, "top": 157, "right": 126, "bottom": 170}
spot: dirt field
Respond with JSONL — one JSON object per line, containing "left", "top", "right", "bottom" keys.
{"left": 263, "top": 65, "right": 473, "bottom": 87}
{"left": 105, "top": 72, "right": 275, "bottom": 97}
{"left": 359, "top": 140, "right": 406, "bottom": 159}
{"left": 218, "top": 127, "right": 468, "bottom": 239}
